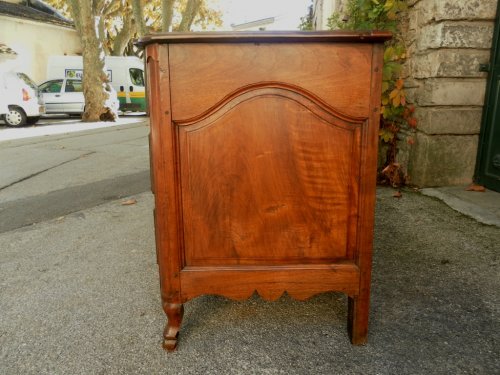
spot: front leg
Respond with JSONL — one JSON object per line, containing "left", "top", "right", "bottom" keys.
{"left": 162, "top": 302, "right": 184, "bottom": 351}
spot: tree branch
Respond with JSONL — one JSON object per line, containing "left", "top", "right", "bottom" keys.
{"left": 162, "top": 0, "right": 175, "bottom": 32}
{"left": 66, "top": 0, "right": 82, "bottom": 33}
{"left": 177, "top": 0, "right": 202, "bottom": 31}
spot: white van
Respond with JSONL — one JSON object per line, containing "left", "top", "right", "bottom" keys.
{"left": 46, "top": 55, "right": 146, "bottom": 112}
{"left": 0, "top": 71, "right": 45, "bottom": 126}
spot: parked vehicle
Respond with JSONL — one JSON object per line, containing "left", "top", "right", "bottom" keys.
{"left": 46, "top": 55, "right": 145, "bottom": 112}
{"left": 38, "top": 78, "right": 120, "bottom": 115}
{"left": 0, "top": 94, "right": 7, "bottom": 117}
{"left": 0, "top": 71, "right": 45, "bottom": 127}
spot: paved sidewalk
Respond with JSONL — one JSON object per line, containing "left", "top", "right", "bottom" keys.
{"left": 0, "top": 114, "right": 147, "bottom": 142}
{"left": 422, "top": 185, "right": 500, "bottom": 227}
{"left": 1, "top": 188, "right": 498, "bottom": 374}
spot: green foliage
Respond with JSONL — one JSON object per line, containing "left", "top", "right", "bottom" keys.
{"left": 298, "top": 1, "right": 314, "bottom": 31}
{"left": 328, "top": 0, "right": 416, "bottom": 186}
{"left": 328, "top": 0, "right": 406, "bottom": 31}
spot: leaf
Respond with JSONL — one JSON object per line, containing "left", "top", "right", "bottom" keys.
{"left": 379, "top": 128, "right": 394, "bottom": 142}
{"left": 392, "top": 93, "right": 401, "bottom": 107}
{"left": 465, "top": 183, "right": 486, "bottom": 192}
{"left": 384, "top": 0, "right": 395, "bottom": 12}
{"left": 384, "top": 46, "right": 395, "bottom": 62}
{"left": 121, "top": 198, "right": 137, "bottom": 205}
{"left": 383, "top": 65, "right": 393, "bottom": 80}
{"left": 393, "top": 190, "right": 402, "bottom": 198}
{"left": 381, "top": 81, "right": 390, "bottom": 93}
{"left": 395, "top": 79, "right": 404, "bottom": 90}
{"left": 386, "top": 11, "right": 397, "bottom": 20}
{"left": 382, "top": 106, "right": 392, "bottom": 119}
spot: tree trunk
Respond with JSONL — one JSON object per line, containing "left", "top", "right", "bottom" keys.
{"left": 162, "top": 0, "right": 175, "bottom": 32}
{"left": 68, "top": 0, "right": 118, "bottom": 122}
{"left": 177, "top": 0, "right": 202, "bottom": 31}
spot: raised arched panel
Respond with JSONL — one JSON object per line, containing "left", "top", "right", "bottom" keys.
{"left": 177, "top": 84, "right": 365, "bottom": 266}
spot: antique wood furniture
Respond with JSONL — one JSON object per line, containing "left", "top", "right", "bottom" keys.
{"left": 138, "top": 31, "right": 391, "bottom": 351}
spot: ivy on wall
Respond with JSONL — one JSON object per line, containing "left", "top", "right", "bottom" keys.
{"left": 328, "top": 0, "right": 417, "bottom": 187}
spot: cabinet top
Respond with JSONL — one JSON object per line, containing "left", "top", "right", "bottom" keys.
{"left": 136, "top": 30, "right": 392, "bottom": 48}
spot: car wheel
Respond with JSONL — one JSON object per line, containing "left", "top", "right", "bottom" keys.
{"left": 27, "top": 116, "right": 40, "bottom": 125}
{"left": 5, "top": 106, "right": 27, "bottom": 127}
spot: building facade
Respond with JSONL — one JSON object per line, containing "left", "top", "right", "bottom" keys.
{"left": 0, "top": 0, "right": 81, "bottom": 83}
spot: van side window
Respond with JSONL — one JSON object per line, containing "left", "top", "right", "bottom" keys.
{"left": 129, "top": 68, "right": 145, "bottom": 87}
{"left": 65, "top": 80, "right": 83, "bottom": 93}
{"left": 39, "top": 80, "right": 63, "bottom": 93}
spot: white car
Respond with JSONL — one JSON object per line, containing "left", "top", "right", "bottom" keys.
{"left": 39, "top": 78, "right": 120, "bottom": 115}
{"left": 0, "top": 71, "right": 45, "bottom": 127}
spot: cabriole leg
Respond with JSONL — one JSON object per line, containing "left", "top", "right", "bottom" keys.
{"left": 162, "top": 302, "right": 184, "bottom": 351}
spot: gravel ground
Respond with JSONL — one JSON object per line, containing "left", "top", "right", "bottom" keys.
{"left": 0, "top": 188, "right": 498, "bottom": 374}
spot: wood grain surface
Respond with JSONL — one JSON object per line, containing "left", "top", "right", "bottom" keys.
{"left": 169, "top": 43, "right": 372, "bottom": 120}
{"left": 144, "top": 34, "right": 387, "bottom": 350}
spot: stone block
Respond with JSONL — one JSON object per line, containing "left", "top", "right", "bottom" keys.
{"left": 408, "top": 132, "right": 479, "bottom": 187}
{"left": 411, "top": 50, "right": 491, "bottom": 78}
{"left": 415, "top": 107, "right": 483, "bottom": 135}
{"left": 417, "top": 22, "right": 494, "bottom": 51}
{"left": 417, "top": 0, "right": 497, "bottom": 25}
{"left": 416, "top": 79, "right": 487, "bottom": 106}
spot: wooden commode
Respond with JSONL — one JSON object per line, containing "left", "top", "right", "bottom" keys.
{"left": 137, "top": 31, "right": 390, "bottom": 350}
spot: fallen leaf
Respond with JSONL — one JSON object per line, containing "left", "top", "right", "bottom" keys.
{"left": 121, "top": 198, "right": 137, "bottom": 206}
{"left": 465, "top": 183, "right": 486, "bottom": 192}
{"left": 393, "top": 191, "right": 402, "bottom": 198}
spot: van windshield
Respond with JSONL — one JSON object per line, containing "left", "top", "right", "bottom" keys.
{"left": 16, "top": 73, "right": 38, "bottom": 90}
{"left": 129, "top": 68, "right": 145, "bottom": 87}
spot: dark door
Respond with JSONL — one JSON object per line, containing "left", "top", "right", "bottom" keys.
{"left": 476, "top": 2, "right": 500, "bottom": 192}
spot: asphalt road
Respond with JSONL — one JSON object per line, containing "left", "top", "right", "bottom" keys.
{"left": 0, "top": 116, "right": 151, "bottom": 233}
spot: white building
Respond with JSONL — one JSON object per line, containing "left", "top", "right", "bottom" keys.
{"left": 0, "top": 0, "right": 81, "bottom": 83}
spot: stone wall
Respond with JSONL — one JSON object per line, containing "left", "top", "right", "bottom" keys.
{"left": 404, "top": 0, "right": 497, "bottom": 186}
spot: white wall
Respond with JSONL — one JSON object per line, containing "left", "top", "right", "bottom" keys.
{"left": 0, "top": 15, "right": 81, "bottom": 83}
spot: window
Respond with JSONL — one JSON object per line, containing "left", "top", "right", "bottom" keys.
{"left": 39, "top": 80, "right": 63, "bottom": 93}
{"left": 65, "top": 80, "right": 83, "bottom": 93}
{"left": 129, "top": 68, "right": 145, "bottom": 87}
